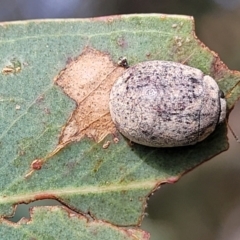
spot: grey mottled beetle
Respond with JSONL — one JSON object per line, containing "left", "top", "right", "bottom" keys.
{"left": 109, "top": 59, "right": 227, "bottom": 147}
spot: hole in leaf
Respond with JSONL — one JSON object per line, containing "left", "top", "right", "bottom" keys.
{"left": 6, "top": 199, "right": 63, "bottom": 223}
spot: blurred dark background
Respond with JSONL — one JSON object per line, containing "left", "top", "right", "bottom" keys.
{"left": 1, "top": 1, "right": 240, "bottom": 240}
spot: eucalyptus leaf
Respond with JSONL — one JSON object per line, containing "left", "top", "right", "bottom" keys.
{"left": 0, "top": 14, "right": 239, "bottom": 239}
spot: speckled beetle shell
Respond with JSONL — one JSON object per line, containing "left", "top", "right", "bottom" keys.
{"left": 109, "top": 60, "right": 227, "bottom": 147}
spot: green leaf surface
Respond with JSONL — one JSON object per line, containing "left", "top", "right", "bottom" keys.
{"left": 0, "top": 14, "right": 239, "bottom": 238}
{"left": 0, "top": 206, "right": 149, "bottom": 240}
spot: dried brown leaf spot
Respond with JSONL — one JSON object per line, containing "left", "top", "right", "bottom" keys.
{"left": 55, "top": 47, "right": 124, "bottom": 144}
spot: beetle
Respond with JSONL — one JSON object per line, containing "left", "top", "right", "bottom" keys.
{"left": 109, "top": 59, "right": 226, "bottom": 147}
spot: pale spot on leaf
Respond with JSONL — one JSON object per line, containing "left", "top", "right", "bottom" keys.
{"left": 55, "top": 47, "right": 124, "bottom": 144}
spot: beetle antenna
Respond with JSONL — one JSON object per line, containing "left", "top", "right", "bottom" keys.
{"left": 227, "top": 122, "right": 240, "bottom": 143}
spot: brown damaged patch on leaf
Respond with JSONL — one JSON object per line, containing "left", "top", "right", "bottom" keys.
{"left": 31, "top": 159, "right": 43, "bottom": 170}
{"left": 210, "top": 55, "right": 229, "bottom": 80}
{"left": 210, "top": 55, "right": 240, "bottom": 110}
{"left": 55, "top": 47, "right": 124, "bottom": 144}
